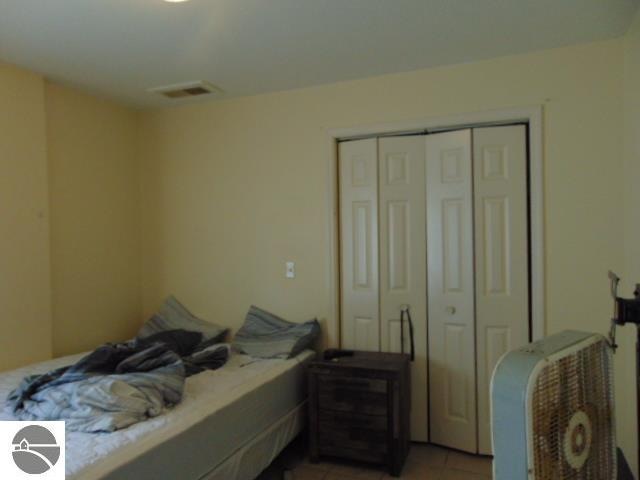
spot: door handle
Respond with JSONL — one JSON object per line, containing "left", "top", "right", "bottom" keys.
{"left": 446, "top": 306, "right": 456, "bottom": 315}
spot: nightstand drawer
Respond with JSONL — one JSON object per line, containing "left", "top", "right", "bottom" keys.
{"left": 318, "top": 409, "right": 388, "bottom": 431}
{"left": 317, "top": 389, "right": 387, "bottom": 415}
{"left": 317, "top": 375, "right": 387, "bottom": 393}
{"left": 318, "top": 424, "right": 388, "bottom": 453}
{"left": 317, "top": 375, "right": 388, "bottom": 415}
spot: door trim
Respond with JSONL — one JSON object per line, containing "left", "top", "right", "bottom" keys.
{"left": 325, "top": 106, "right": 545, "bottom": 347}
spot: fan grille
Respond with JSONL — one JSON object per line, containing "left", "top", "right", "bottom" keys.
{"left": 531, "top": 339, "right": 615, "bottom": 479}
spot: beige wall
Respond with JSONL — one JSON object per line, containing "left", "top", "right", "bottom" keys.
{"left": 619, "top": 10, "right": 640, "bottom": 476}
{"left": 0, "top": 67, "right": 141, "bottom": 369}
{"left": 0, "top": 62, "right": 52, "bottom": 371}
{"left": 46, "top": 83, "right": 141, "bottom": 356}
{"left": 139, "top": 39, "right": 624, "bottom": 345}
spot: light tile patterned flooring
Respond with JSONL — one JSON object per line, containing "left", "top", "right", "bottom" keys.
{"left": 288, "top": 443, "right": 493, "bottom": 480}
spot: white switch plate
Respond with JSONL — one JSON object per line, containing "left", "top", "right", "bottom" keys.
{"left": 286, "top": 261, "right": 295, "bottom": 279}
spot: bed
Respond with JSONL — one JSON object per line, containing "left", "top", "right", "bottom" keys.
{"left": 0, "top": 348, "right": 315, "bottom": 480}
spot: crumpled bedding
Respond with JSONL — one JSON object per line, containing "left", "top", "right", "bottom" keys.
{"left": 5, "top": 334, "right": 229, "bottom": 433}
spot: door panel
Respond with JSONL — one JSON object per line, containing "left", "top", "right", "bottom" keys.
{"left": 473, "top": 125, "right": 529, "bottom": 454}
{"left": 339, "top": 139, "right": 379, "bottom": 352}
{"left": 426, "top": 130, "right": 477, "bottom": 453}
{"left": 378, "top": 136, "right": 428, "bottom": 442}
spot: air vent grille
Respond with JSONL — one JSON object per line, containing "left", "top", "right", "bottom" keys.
{"left": 148, "top": 81, "right": 222, "bottom": 99}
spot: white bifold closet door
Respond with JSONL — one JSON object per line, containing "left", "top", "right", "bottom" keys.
{"left": 473, "top": 125, "right": 529, "bottom": 454}
{"left": 340, "top": 136, "right": 429, "bottom": 441}
{"left": 339, "top": 126, "right": 529, "bottom": 452}
{"left": 426, "top": 130, "right": 477, "bottom": 452}
{"left": 339, "top": 138, "right": 380, "bottom": 352}
{"left": 378, "top": 136, "right": 428, "bottom": 442}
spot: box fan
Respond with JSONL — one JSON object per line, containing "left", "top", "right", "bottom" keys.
{"left": 491, "top": 330, "right": 616, "bottom": 479}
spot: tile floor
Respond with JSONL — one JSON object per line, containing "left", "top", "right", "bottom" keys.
{"left": 269, "top": 439, "right": 493, "bottom": 480}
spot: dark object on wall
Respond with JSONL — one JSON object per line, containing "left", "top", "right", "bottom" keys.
{"left": 609, "top": 272, "right": 640, "bottom": 338}
{"left": 308, "top": 350, "right": 410, "bottom": 477}
{"left": 608, "top": 271, "right": 640, "bottom": 477}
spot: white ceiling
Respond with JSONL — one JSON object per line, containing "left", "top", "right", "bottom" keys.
{"left": 0, "top": 0, "right": 637, "bottom": 108}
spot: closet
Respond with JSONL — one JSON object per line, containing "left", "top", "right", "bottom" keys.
{"left": 338, "top": 125, "right": 530, "bottom": 454}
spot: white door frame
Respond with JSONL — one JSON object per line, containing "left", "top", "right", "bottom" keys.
{"left": 324, "top": 106, "right": 545, "bottom": 348}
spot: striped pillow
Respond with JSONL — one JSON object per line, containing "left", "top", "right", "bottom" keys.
{"left": 233, "top": 306, "right": 320, "bottom": 359}
{"left": 138, "top": 296, "right": 228, "bottom": 348}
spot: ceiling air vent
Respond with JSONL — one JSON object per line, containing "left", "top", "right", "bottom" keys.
{"left": 148, "top": 81, "right": 222, "bottom": 99}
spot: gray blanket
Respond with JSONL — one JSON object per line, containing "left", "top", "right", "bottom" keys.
{"left": 6, "top": 338, "right": 228, "bottom": 433}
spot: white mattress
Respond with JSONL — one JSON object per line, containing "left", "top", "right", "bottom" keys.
{"left": 0, "top": 349, "right": 315, "bottom": 479}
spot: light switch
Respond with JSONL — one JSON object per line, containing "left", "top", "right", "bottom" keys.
{"left": 286, "top": 261, "right": 295, "bottom": 279}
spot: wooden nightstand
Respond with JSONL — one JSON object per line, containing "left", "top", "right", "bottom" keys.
{"left": 307, "top": 350, "right": 411, "bottom": 477}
